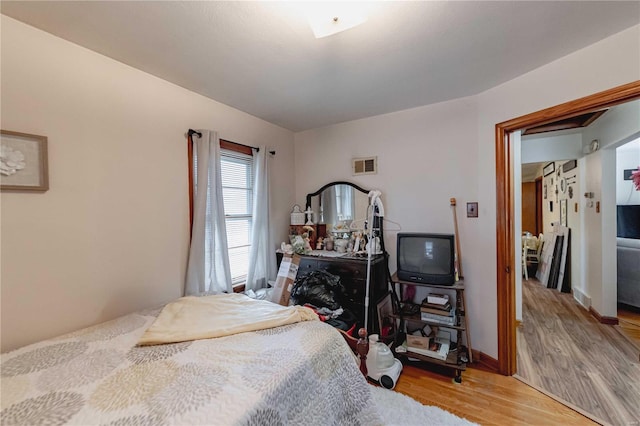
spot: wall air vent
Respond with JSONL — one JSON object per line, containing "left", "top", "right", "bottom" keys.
{"left": 352, "top": 156, "right": 377, "bottom": 175}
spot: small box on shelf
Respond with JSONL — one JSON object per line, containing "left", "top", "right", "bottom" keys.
{"left": 426, "top": 293, "right": 450, "bottom": 305}
{"left": 406, "top": 331, "right": 451, "bottom": 361}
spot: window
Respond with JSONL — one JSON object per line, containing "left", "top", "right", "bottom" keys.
{"left": 335, "top": 184, "right": 354, "bottom": 221}
{"left": 191, "top": 140, "right": 254, "bottom": 288}
{"left": 220, "top": 149, "right": 254, "bottom": 284}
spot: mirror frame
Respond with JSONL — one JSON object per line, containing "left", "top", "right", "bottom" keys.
{"left": 305, "top": 181, "right": 370, "bottom": 211}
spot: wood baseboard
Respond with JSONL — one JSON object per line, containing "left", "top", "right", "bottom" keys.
{"left": 472, "top": 350, "right": 499, "bottom": 373}
{"left": 589, "top": 306, "right": 618, "bottom": 325}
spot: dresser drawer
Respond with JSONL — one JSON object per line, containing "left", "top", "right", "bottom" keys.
{"left": 296, "top": 258, "right": 318, "bottom": 277}
{"left": 317, "top": 260, "right": 365, "bottom": 278}
{"left": 342, "top": 278, "right": 366, "bottom": 299}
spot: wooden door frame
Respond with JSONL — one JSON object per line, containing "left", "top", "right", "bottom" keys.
{"left": 535, "top": 177, "right": 543, "bottom": 236}
{"left": 520, "top": 181, "right": 537, "bottom": 236}
{"left": 495, "top": 80, "right": 640, "bottom": 376}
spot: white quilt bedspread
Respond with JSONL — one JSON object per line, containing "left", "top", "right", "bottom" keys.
{"left": 138, "top": 293, "right": 318, "bottom": 345}
{"left": 1, "top": 305, "right": 381, "bottom": 425}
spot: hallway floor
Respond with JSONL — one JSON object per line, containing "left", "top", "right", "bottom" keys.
{"left": 517, "top": 278, "right": 640, "bottom": 426}
{"left": 617, "top": 304, "right": 640, "bottom": 360}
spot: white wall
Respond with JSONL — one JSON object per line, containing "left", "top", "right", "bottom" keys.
{"left": 294, "top": 24, "right": 640, "bottom": 359}
{"left": 583, "top": 101, "right": 640, "bottom": 152}
{"left": 0, "top": 16, "right": 295, "bottom": 352}
{"left": 616, "top": 138, "right": 640, "bottom": 205}
{"left": 601, "top": 149, "right": 618, "bottom": 315}
{"left": 522, "top": 133, "right": 582, "bottom": 164}
{"left": 538, "top": 160, "right": 581, "bottom": 238}
{"left": 579, "top": 102, "right": 640, "bottom": 317}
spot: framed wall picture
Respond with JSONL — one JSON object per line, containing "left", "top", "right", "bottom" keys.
{"left": 562, "top": 159, "right": 577, "bottom": 173}
{"left": 560, "top": 199, "right": 567, "bottom": 227}
{"left": 377, "top": 294, "right": 396, "bottom": 342}
{"left": 543, "top": 162, "right": 555, "bottom": 177}
{"left": 624, "top": 169, "right": 635, "bottom": 180}
{"left": 1, "top": 130, "right": 49, "bottom": 192}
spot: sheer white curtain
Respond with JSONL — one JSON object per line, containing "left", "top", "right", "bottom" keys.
{"left": 245, "top": 147, "right": 276, "bottom": 291}
{"left": 341, "top": 185, "right": 355, "bottom": 220}
{"left": 185, "top": 130, "right": 233, "bottom": 295}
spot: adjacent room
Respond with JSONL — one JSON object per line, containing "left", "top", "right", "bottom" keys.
{"left": 1, "top": 2, "right": 639, "bottom": 425}
{"left": 515, "top": 100, "right": 640, "bottom": 424}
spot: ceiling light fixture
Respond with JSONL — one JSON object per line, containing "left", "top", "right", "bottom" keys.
{"left": 307, "top": 4, "right": 368, "bottom": 38}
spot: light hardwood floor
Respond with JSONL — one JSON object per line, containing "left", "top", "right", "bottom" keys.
{"left": 393, "top": 362, "right": 595, "bottom": 425}
{"left": 618, "top": 304, "right": 640, "bottom": 360}
{"left": 517, "top": 278, "right": 640, "bottom": 426}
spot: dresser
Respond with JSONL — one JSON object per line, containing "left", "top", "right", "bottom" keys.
{"left": 277, "top": 252, "right": 389, "bottom": 335}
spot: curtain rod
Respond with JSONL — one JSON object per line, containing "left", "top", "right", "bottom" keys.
{"left": 188, "top": 129, "right": 275, "bottom": 155}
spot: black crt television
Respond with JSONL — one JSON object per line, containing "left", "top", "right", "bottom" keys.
{"left": 396, "top": 233, "right": 456, "bottom": 285}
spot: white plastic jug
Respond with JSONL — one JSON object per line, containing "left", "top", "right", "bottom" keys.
{"left": 367, "top": 334, "right": 394, "bottom": 371}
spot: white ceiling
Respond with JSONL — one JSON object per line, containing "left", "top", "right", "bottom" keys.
{"left": 2, "top": 1, "right": 639, "bottom": 132}
{"left": 522, "top": 162, "right": 544, "bottom": 183}
{"left": 618, "top": 137, "right": 640, "bottom": 151}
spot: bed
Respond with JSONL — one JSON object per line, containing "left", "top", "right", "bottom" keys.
{"left": 1, "top": 296, "right": 380, "bottom": 425}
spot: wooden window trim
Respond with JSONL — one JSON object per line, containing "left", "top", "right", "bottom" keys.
{"left": 220, "top": 139, "right": 253, "bottom": 156}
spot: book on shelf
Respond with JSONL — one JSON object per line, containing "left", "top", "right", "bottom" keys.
{"left": 421, "top": 300, "right": 451, "bottom": 311}
{"left": 426, "top": 293, "right": 449, "bottom": 305}
{"left": 406, "top": 330, "right": 451, "bottom": 361}
{"left": 420, "top": 311, "right": 456, "bottom": 325}
{"left": 420, "top": 305, "right": 454, "bottom": 316}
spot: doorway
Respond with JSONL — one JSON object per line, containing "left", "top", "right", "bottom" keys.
{"left": 614, "top": 137, "right": 640, "bottom": 349}
{"left": 495, "top": 80, "right": 640, "bottom": 376}
{"left": 520, "top": 168, "right": 542, "bottom": 237}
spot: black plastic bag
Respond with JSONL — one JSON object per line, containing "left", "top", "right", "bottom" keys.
{"left": 291, "top": 270, "right": 345, "bottom": 310}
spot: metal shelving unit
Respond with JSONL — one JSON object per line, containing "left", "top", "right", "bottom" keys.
{"left": 390, "top": 273, "right": 472, "bottom": 383}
